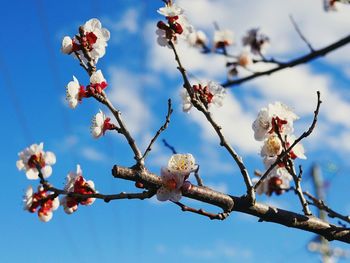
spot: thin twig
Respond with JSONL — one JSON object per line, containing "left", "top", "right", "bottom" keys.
{"left": 289, "top": 15, "right": 314, "bottom": 52}
{"left": 304, "top": 191, "right": 350, "bottom": 225}
{"left": 273, "top": 121, "right": 311, "bottom": 215}
{"left": 222, "top": 34, "right": 350, "bottom": 87}
{"left": 73, "top": 51, "right": 89, "bottom": 72}
{"left": 172, "top": 201, "right": 230, "bottom": 220}
{"left": 142, "top": 99, "right": 173, "bottom": 161}
{"left": 168, "top": 40, "right": 255, "bottom": 203}
{"left": 93, "top": 92, "right": 143, "bottom": 165}
{"left": 194, "top": 165, "right": 204, "bottom": 186}
{"left": 254, "top": 91, "right": 322, "bottom": 191}
{"left": 162, "top": 139, "right": 177, "bottom": 154}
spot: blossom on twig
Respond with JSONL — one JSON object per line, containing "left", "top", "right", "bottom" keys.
{"left": 23, "top": 185, "right": 59, "bottom": 222}
{"left": 91, "top": 110, "right": 115, "bottom": 138}
{"left": 88, "top": 70, "right": 108, "bottom": 94}
{"left": 188, "top": 30, "right": 208, "bottom": 48}
{"left": 61, "top": 18, "right": 110, "bottom": 63}
{"left": 157, "top": 153, "right": 196, "bottom": 202}
{"left": 252, "top": 102, "right": 298, "bottom": 141}
{"left": 214, "top": 29, "right": 234, "bottom": 49}
{"left": 61, "top": 165, "right": 96, "bottom": 214}
{"left": 180, "top": 81, "right": 226, "bottom": 112}
{"left": 66, "top": 76, "right": 87, "bottom": 109}
{"left": 156, "top": 1, "right": 193, "bottom": 47}
{"left": 16, "top": 143, "right": 56, "bottom": 180}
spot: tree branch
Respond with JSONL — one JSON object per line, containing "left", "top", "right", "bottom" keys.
{"left": 141, "top": 99, "right": 173, "bottom": 162}
{"left": 112, "top": 165, "right": 350, "bottom": 244}
{"left": 222, "top": 34, "right": 350, "bottom": 87}
{"left": 168, "top": 40, "right": 255, "bottom": 203}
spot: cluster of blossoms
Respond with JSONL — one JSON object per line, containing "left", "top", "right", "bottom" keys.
{"left": 180, "top": 81, "right": 226, "bottom": 112}
{"left": 17, "top": 143, "right": 97, "bottom": 221}
{"left": 156, "top": 1, "right": 193, "bottom": 47}
{"left": 65, "top": 69, "right": 108, "bottom": 109}
{"left": 157, "top": 154, "right": 196, "bottom": 202}
{"left": 61, "top": 165, "right": 96, "bottom": 214}
{"left": 65, "top": 70, "right": 115, "bottom": 138}
{"left": 23, "top": 185, "right": 59, "bottom": 222}
{"left": 252, "top": 102, "right": 306, "bottom": 196}
{"left": 61, "top": 18, "right": 110, "bottom": 63}
{"left": 16, "top": 142, "right": 56, "bottom": 180}
{"left": 323, "top": 0, "right": 350, "bottom": 11}
{"left": 187, "top": 27, "right": 269, "bottom": 79}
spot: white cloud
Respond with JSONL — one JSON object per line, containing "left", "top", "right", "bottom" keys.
{"left": 182, "top": 91, "right": 259, "bottom": 155}
{"left": 105, "top": 8, "right": 139, "bottom": 34}
{"left": 81, "top": 146, "right": 107, "bottom": 161}
{"left": 107, "top": 67, "right": 154, "bottom": 139}
{"left": 181, "top": 241, "right": 253, "bottom": 261}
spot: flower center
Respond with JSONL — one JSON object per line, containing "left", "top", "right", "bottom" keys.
{"left": 164, "top": 178, "right": 177, "bottom": 190}
{"left": 27, "top": 153, "right": 45, "bottom": 169}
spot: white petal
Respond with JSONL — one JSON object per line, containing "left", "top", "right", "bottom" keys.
{"left": 51, "top": 197, "right": 60, "bottom": 210}
{"left": 169, "top": 190, "right": 182, "bottom": 202}
{"left": 16, "top": 160, "right": 25, "bottom": 170}
{"left": 41, "top": 166, "right": 52, "bottom": 178}
{"left": 44, "top": 151, "right": 56, "bottom": 165}
{"left": 156, "top": 187, "right": 172, "bottom": 201}
{"left": 90, "top": 70, "right": 105, "bottom": 84}
{"left": 39, "top": 212, "right": 53, "bottom": 222}
{"left": 26, "top": 168, "right": 39, "bottom": 180}
{"left": 61, "top": 36, "right": 73, "bottom": 54}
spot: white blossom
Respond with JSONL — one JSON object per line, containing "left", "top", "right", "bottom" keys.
{"left": 23, "top": 186, "right": 34, "bottom": 210}
{"left": 180, "top": 89, "right": 192, "bottom": 112}
{"left": 156, "top": 167, "right": 184, "bottom": 202}
{"left": 188, "top": 30, "right": 207, "bottom": 47}
{"left": 168, "top": 153, "right": 196, "bottom": 175}
{"left": 261, "top": 134, "right": 283, "bottom": 157}
{"left": 91, "top": 110, "right": 107, "bottom": 138}
{"left": 66, "top": 76, "right": 81, "bottom": 109}
{"left": 90, "top": 69, "right": 106, "bottom": 85}
{"left": 61, "top": 36, "right": 74, "bottom": 54}
{"left": 157, "top": 3, "right": 184, "bottom": 17}
{"left": 62, "top": 165, "right": 96, "bottom": 214}
{"left": 82, "top": 18, "right": 110, "bottom": 61}
{"left": 208, "top": 81, "right": 226, "bottom": 107}
{"left": 180, "top": 81, "right": 226, "bottom": 112}
{"left": 16, "top": 143, "right": 56, "bottom": 180}
{"left": 214, "top": 29, "right": 234, "bottom": 47}
{"left": 252, "top": 102, "right": 298, "bottom": 141}
{"left": 287, "top": 135, "right": 307, "bottom": 160}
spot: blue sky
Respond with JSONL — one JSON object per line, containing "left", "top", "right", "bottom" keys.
{"left": 1, "top": 0, "right": 350, "bottom": 262}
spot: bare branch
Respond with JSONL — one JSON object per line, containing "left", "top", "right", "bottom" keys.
{"left": 168, "top": 40, "right": 255, "bottom": 203}
{"left": 142, "top": 99, "right": 173, "bottom": 161}
{"left": 162, "top": 139, "right": 178, "bottom": 154}
{"left": 194, "top": 165, "right": 204, "bottom": 186}
{"left": 172, "top": 201, "right": 230, "bottom": 220}
{"left": 289, "top": 14, "right": 315, "bottom": 52}
{"left": 305, "top": 191, "right": 350, "bottom": 225}
{"left": 222, "top": 34, "right": 350, "bottom": 87}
